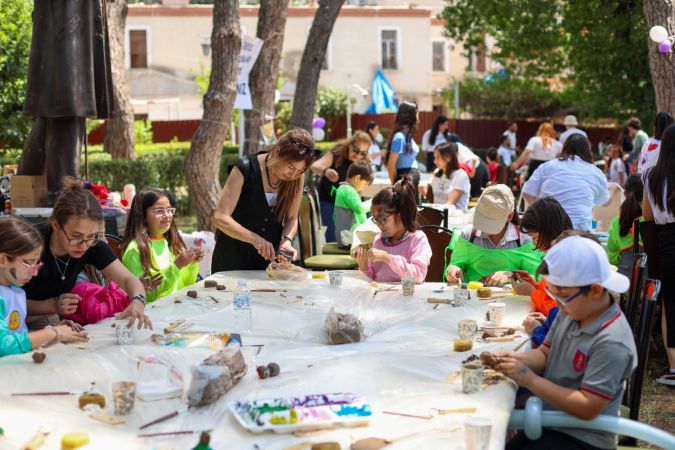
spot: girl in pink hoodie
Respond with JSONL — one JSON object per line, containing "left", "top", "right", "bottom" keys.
{"left": 352, "top": 176, "right": 432, "bottom": 283}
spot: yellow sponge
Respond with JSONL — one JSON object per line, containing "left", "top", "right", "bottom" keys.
{"left": 61, "top": 433, "right": 90, "bottom": 450}
{"left": 467, "top": 281, "right": 484, "bottom": 290}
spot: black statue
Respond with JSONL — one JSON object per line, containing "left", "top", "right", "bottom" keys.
{"left": 18, "top": 0, "right": 114, "bottom": 204}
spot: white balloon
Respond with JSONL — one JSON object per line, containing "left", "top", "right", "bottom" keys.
{"left": 650, "top": 25, "right": 669, "bottom": 43}
{"left": 312, "top": 127, "right": 326, "bottom": 141}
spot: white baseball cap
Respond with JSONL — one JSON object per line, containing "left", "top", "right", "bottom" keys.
{"left": 563, "top": 115, "right": 579, "bottom": 126}
{"left": 473, "top": 184, "right": 515, "bottom": 234}
{"left": 543, "top": 235, "right": 630, "bottom": 293}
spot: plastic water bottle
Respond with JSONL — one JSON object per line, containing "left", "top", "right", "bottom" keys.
{"left": 233, "top": 279, "right": 252, "bottom": 333}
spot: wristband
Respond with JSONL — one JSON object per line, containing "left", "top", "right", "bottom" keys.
{"left": 130, "top": 294, "right": 146, "bottom": 305}
{"left": 281, "top": 235, "right": 293, "bottom": 245}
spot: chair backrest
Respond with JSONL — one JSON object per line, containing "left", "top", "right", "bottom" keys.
{"left": 297, "top": 193, "right": 317, "bottom": 262}
{"left": 305, "top": 184, "right": 322, "bottom": 227}
{"left": 626, "top": 253, "right": 647, "bottom": 335}
{"left": 420, "top": 225, "right": 452, "bottom": 282}
{"left": 105, "top": 234, "right": 123, "bottom": 260}
{"left": 623, "top": 279, "right": 661, "bottom": 444}
{"left": 632, "top": 218, "right": 640, "bottom": 255}
{"left": 416, "top": 206, "right": 444, "bottom": 227}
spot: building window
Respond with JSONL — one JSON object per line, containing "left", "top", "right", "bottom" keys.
{"left": 432, "top": 41, "right": 446, "bottom": 72}
{"left": 129, "top": 29, "right": 148, "bottom": 68}
{"left": 380, "top": 28, "right": 399, "bottom": 70}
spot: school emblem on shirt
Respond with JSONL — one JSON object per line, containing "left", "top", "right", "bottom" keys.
{"left": 647, "top": 142, "right": 659, "bottom": 152}
{"left": 8, "top": 310, "right": 20, "bottom": 330}
{"left": 573, "top": 349, "right": 587, "bottom": 373}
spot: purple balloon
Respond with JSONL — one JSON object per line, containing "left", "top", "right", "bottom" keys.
{"left": 313, "top": 117, "right": 326, "bottom": 129}
{"left": 659, "top": 40, "right": 672, "bottom": 54}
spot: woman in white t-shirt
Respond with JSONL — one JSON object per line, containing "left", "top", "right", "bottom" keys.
{"left": 421, "top": 115, "right": 450, "bottom": 173}
{"left": 642, "top": 123, "right": 675, "bottom": 386}
{"left": 427, "top": 142, "right": 471, "bottom": 211}
{"left": 608, "top": 145, "right": 627, "bottom": 185}
{"left": 637, "top": 112, "right": 674, "bottom": 173}
{"left": 366, "top": 121, "right": 385, "bottom": 171}
{"left": 522, "top": 134, "right": 609, "bottom": 231}
{"left": 512, "top": 122, "right": 562, "bottom": 180}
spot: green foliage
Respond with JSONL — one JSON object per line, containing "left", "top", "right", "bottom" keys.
{"left": 135, "top": 120, "right": 154, "bottom": 145}
{"left": 0, "top": 0, "right": 33, "bottom": 148}
{"left": 275, "top": 101, "right": 292, "bottom": 135}
{"left": 441, "top": 0, "right": 655, "bottom": 124}
{"left": 314, "top": 87, "right": 348, "bottom": 120}
{"left": 193, "top": 62, "right": 210, "bottom": 97}
{"left": 456, "top": 76, "right": 564, "bottom": 119}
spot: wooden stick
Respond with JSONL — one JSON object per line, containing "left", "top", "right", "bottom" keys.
{"left": 13, "top": 391, "right": 76, "bottom": 396}
{"left": 139, "top": 409, "right": 182, "bottom": 430}
{"left": 382, "top": 411, "right": 431, "bottom": 420}
{"left": 138, "top": 430, "right": 196, "bottom": 438}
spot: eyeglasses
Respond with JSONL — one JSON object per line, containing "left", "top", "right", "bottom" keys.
{"left": 287, "top": 163, "right": 307, "bottom": 175}
{"left": 59, "top": 225, "right": 102, "bottom": 248}
{"left": 370, "top": 213, "right": 393, "bottom": 226}
{"left": 352, "top": 146, "right": 368, "bottom": 157}
{"left": 151, "top": 208, "right": 177, "bottom": 217}
{"left": 20, "top": 259, "right": 44, "bottom": 272}
{"left": 545, "top": 286, "right": 589, "bottom": 305}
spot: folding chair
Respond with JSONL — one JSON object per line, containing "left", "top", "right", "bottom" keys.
{"left": 105, "top": 234, "right": 124, "bottom": 260}
{"left": 420, "top": 225, "right": 452, "bottom": 282}
{"left": 625, "top": 253, "right": 648, "bottom": 336}
{"left": 416, "top": 206, "right": 444, "bottom": 227}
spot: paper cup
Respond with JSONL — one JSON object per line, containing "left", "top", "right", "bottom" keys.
{"left": 487, "top": 302, "right": 506, "bottom": 326}
{"left": 401, "top": 277, "right": 415, "bottom": 296}
{"left": 112, "top": 381, "right": 136, "bottom": 415}
{"left": 328, "top": 270, "right": 344, "bottom": 288}
{"left": 461, "top": 362, "right": 484, "bottom": 394}
{"left": 458, "top": 319, "right": 478, "bottom": 340}
{"left": 114, "top": 313, "right": 133, "bottom": 345}
{"left": 465, "top": 416, "right": 492, "bottom": 450}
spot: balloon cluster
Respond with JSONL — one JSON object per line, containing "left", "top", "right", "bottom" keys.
{"left": 312, "top": 117, "right": 326, "bottom": 142}
{"left": 650, "top": 26, "right": 673, "bottom": 54}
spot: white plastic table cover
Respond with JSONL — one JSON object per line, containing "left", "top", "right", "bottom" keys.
{"left": 361, "top": 172, "right": 433, "bottom": 199}
{"left": 0, "top": 271, "right": 531, "bottom": 450}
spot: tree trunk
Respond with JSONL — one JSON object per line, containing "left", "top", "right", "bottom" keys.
{"left": 104, "top": 0, "right": 136, "bottom": 160}
{"left": 185, "top": 0, "right": 240, "bottom": 231}
{"left": 644, "top": 0, "right": 675, "bottom": 112}
{"left": 289, "top": 0, "right": 345, "bottom": 132}
{"left": 243, "top": 0, "right": 289, "bottom": 155}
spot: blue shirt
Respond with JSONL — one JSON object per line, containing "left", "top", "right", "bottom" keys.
{"left": 390, "top": 132, "right": 419, "bottom": 170}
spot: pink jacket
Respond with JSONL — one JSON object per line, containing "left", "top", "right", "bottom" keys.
{"left": 62, "top": 282, "right": 130, "bottom": 325}
{"left": 362, "top": 230, "right": 432, "bottom": 284}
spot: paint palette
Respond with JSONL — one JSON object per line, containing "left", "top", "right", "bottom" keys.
{"left": 229, "top": 393, "right": 372, "bottom": 433}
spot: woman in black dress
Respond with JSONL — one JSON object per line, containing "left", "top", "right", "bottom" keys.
{"left": 211, "top": 129, "right": 319, "bottom": 272}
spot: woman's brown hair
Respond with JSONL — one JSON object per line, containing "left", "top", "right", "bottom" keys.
{"left": 121, "top": 188, "right": 187, "bottom": 276}
{"left": 434, "top": 142, "right": 460, "bottom": 178}
{"left": 52, "top": 177, "right": 104, "bottom": 226}
{"left": 331, "top": 130, "right": 372, "bottom": 169}
{"left": 372, "top": 176, "right": 418, "bottom": 233}
{"left": 384, "top": 101, "right": 418, "bottom": 165}
{"left": 0, "top": 216, "right": 44, "bottom": 259}
{"left": 266, "top": 129, "right": 320, "bottom": 222}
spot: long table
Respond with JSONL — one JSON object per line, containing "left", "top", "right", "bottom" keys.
{"left": 0, "top": 272, "right": 531, "bottom": 449}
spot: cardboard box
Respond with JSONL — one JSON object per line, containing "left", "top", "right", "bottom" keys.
{"left": 10, "top": 175, "right": 48, "bottom": 207}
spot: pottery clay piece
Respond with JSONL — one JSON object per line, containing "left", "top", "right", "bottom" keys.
{"left": 187, "top": 345, "right": 246, "bottom": 407}
{"left": 480, "top": 351, "right": 499, "bottom": 369}
{"left": 187, "top": 290, "right": 198, "bottom": 299}
{"left": 32, "top": 352, "right": 46, "bottom": 364}
{"left": 325, "top": 308, "right": 364, "bottom": 345}
{"left": 204, "top": 280, "right": 218, "bottom": 288}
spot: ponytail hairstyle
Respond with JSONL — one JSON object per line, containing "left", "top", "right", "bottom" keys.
{"left": 653, "top": 112, "right": 674, "bottom": 140}
{"left": 121, "top": 188, "right": 187, "bottom": 275}
{"left": 434, "top": 142, "right": 460, "bottom": 178}
{"left": 366, "top": 121, "right": 379, "bottom": 144}
{"left": 265, "top": 129, "right": 320, "bottom": 222}
{"left": 519, "top": 197, "right": 573, "bottom": 251}
{"left": 384, "top": 101, "right": 418, "bottom": 165}
{"left": 619, "top": 174, "right": 643, "bottom": 237}
{"left": 0, "top": 216, "right": 44, "bottom": 260}
{"left": 51, "top": 177, "right": 104, "bottom": 226}
{"left": 429, "top": 115, "right": 449, "bottom": 146}
{"left": 371, "top": 176, "right": 418, "bottom": 232}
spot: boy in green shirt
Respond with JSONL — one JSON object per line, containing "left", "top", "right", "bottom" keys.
{"left": 334, "top": 160, "right": 373, "bottom": 248}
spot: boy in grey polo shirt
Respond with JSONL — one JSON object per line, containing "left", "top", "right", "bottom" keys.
{"left": 495, "top": 235, "right": 637, "bottom": 450}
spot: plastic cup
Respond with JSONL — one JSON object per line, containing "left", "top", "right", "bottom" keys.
{"left": 458, "top": 319, "right": 478, "bottom": 340}
{"left": 487, "top": 302, "right": 506, "bottom": 326}
{"left": 465, "top": 416, "right": 492, "bottom": 450}
{"left": 328, "top": 270, "right": 344, "bottom": 288}
{"left": 461, "top": 362, "right": 484, "bottom": 394}
{"left": 112, "top": 381, "right": 136, "bottom": 415}
{"left": 401, "top": 277, "right": 415, "bottom": 296}
{"left": 114, "top": 313, "right": 133, "bottom": 345}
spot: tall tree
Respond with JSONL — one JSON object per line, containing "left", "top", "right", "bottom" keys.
{"left": 243, "top": 0, "right": 289, "bottom": 155}
{"left": 644, "top": 0, "right": 675, "bottom": 113}
{"left": 289, "top": 0, "right": 345, "bottom": 132}
{"left": 104, "top": 0, "right": 136, "bottom": 160}
{"left": 185, "top": 0, "right": 241, "bottom": 231}
{"left": 441, "top": 0, "right": 655, "bottom": 124}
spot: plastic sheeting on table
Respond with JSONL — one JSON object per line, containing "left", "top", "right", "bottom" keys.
{"left": 0, "top": 271, "right": 532, "bottom": 450}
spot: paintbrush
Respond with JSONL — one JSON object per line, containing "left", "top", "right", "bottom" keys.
{"left": 13, "top": 391, "right": 82, "bottom": 396}
{"left": 139, "top": 429, "right": 212, "bottom": 438}
{"left": 139, "top": 406, "right": 189, "bottom": 430}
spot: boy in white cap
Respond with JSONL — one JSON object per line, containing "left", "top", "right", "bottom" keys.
{"left": 559, "top": 114, "right": 588, "bottom": 145}
{"left": 444, "top": 184, "right": 544, "bottom": 286}
{"left": 495, "top": 235, "right": 636, "bottom": 450}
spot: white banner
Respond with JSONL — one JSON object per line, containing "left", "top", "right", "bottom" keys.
{"left": 234, "top": 34, "right": 263, "bottom": 110}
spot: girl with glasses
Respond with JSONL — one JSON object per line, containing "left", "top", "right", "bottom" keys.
{"left": 310, "top": 130, "right": 371, "bottom": 242}
{"left": 23, "top": 178, "right": 152, "bottom": 331}
{"left": 351, "top": 176, "right": 431, "bottom": 284}
{"left": 121, "top": 189, "right": 202, "bottom": 303}
{"left": 0, "top": 217, "right": 88, "bottom": 356}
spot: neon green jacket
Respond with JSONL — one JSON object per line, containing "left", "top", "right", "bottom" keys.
{"left": 0, "top": 297, "right": 31, "bottom": 356}
{"left": 607, "top": 216, "right": 643, "bottom": 267}
{"left": 122, "top": 239, "right": 199, "bottom": 303}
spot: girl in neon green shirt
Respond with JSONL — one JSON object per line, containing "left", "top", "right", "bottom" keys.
{"left": 607, "top": 175, "right": 643, "bottom": 276}
{"left": 121, "top": 189, "right": 201, "bottom": 303}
